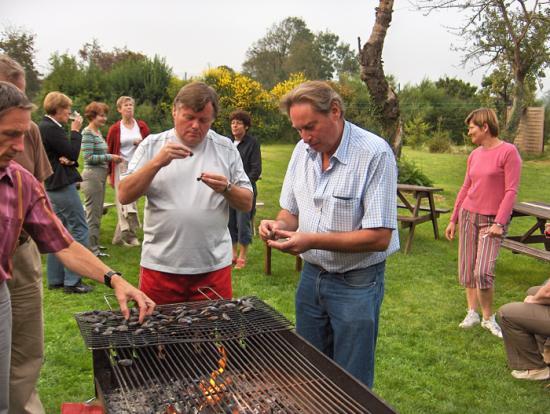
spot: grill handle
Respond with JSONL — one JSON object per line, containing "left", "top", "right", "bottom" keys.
{"left": 197, "top": 286, "right": 224, "bottom": 300}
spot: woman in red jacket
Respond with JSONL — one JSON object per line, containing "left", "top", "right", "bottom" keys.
{"left": 106, "top": 96, "right": 150, "bottom": 247}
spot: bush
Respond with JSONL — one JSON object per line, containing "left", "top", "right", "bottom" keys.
{"left": 429, "top": 129, "right": 452, "bottom": 153}
{"left": 404, "top": 115, "right": 430, "bottom": 149}
{"left": 397, "top": 157, "right": 433, "bottom": 186}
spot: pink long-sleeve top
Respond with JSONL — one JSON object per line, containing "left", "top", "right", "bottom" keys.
{"left": 450, "top": 142, "right": 522, "bottom": 225}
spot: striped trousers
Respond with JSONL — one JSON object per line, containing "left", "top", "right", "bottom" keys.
{"left": 458, "top": 209, "right": 504, "bottom": 289}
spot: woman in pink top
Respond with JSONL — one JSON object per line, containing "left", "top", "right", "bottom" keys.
{"left": 445, "top": 108, "right": 522, "bottom": 338}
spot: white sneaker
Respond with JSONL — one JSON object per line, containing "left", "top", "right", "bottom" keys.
{"left": 511, "top": 367, "right": 550, "bottom": 380}
{"left": 481, "top": 314, "right": 503, "bottom": 338}
{"left": 459, "top": 309, "right": 480, "bottom": 328}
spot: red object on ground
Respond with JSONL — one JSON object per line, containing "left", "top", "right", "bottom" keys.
{"left": 61, "top": 403, "right": 104, "bottom": 414}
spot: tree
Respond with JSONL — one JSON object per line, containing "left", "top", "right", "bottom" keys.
{"left": 358, "top": 0, "right": 402, "bottom": 156}
{"left": 0, "top": 26, "right": 41, "bottom": 98}
{"left": 79, "top": 39, "right": 146, "bottom": 72}
{"left": 243, "top": 17, "right": 358, "bottom": 89}
{"left": 416, "top": 0, "right": 550, "bottom": 141}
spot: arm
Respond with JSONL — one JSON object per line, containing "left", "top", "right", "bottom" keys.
{"left": 495, "top": 147, "right": 522, "bottom": 225}
{"left": 446, "top": 156, "right": 473, "bottom": 240}
{"left": 199, "top": 172, "right": 253, "bottom": 212}
{"left": 247, "top": 140, "right": 262, "bottom": 182}
{"left": 42, "top": 122, "right": 83, "bottom": 161}
{"left": 82, "top": 131, "right": 112, "bottom": 164}
{"left": 54, "top": 241, "right": 155, "bottom": 321}
{"left": 259, "top": 209, "right": 299, "bottom": 241}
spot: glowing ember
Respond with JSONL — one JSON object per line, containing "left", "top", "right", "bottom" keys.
{"left": 199, "top": 345, "right": 232, "bottom": 407}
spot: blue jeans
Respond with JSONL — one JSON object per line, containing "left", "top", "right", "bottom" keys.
{"left": 46, "top": 184, "right": 89, "bottom": 287}
{"left": 296, "top": 260, "right": 386, "bottom": 388}
{"left": 0, "top": 282, "right": 12, "bottom": 414}
{"left": 228, "top": 208, "right": 253, "bottom": 245}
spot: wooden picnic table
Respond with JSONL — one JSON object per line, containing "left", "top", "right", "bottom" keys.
{"left": 397, "top": 184, "right": 450, "bottom": 254}
{"left": 502, "top": 201, "right": 550, "bottom": 261}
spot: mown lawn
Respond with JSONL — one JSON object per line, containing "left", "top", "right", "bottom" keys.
{"left": 39, "top": 145, "right": 550, "bottom": 413}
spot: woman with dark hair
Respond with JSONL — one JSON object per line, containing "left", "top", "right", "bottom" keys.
{"left": 39, "top": 92, "right": 92, "bottom": 293}
{"left": 81, "top": 102, "right": 122, "bottom": 257}
{"left": 106, "top": 96, "right": 150, "bottom": 247}
{"left": 445, "top": 108, "right": 522, "bottom": 338}
{"left": 228, "top": 110, "right": 262, "bottom": 269}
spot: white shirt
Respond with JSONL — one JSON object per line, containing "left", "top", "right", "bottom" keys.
{"left": 124, "top": 128, "right": 252, "bottom": 274}
{"left": 119, "top": 119, "right": 141, "bottom": 161}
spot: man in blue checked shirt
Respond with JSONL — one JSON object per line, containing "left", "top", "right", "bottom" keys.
{"left": 259, "top": 81, "right": 399, "bottom": 388}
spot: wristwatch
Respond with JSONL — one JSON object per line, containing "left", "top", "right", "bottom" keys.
{"left": 104, "top": 271, "right": 122, "bottom": 289}
{"left": 494, "top": 223, "right": 504, "bottom": 228}
{"left": 222, "top": 182, "right": 232, "bottom": 194}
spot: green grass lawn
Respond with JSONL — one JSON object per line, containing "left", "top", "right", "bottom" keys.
{"left": 39, "top": 145, "right": 550, "bottom": 413}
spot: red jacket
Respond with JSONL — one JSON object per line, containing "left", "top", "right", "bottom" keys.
{"left": 106, "top": 119, "right": 150, "bottom": 187}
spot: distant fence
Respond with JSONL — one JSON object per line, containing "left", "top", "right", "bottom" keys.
{"left": 514, "top": 107, "right": 545, "bottom": 154}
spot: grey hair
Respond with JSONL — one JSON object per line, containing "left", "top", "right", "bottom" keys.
{"left": 280, "top": 80, "right": 344, "bottom": 117}
{"left": 0, "top": 81, "right": 34, "bottom": 119}
{"left": 0, "top": 54, "right": 25, "bottom": 83}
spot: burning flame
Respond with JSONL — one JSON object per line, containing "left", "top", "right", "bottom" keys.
{"left": 199, "top": 345, "right": 232, "bottom": 407}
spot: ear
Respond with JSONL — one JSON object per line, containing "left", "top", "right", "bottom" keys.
{"left": 330, "top": 101, "right": 341, "bottom": 119}
{"left": 172, "top": 105, "right": 177, "bottom": 118}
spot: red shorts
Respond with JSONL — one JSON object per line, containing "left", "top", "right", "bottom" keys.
{"left": 139, "top": 265, "right": 232, "bottom": 305}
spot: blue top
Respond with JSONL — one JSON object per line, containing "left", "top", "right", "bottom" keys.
{"left": 280, "top": 120, "right": 399, "bottom": 272}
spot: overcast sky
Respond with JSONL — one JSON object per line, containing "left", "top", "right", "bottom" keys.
{"left": 2, "top": 0, "right": 549, "bottom": 94}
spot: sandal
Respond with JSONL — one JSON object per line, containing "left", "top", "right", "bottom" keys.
{"left": 234, "top": 258, "right": 246, "bottom": 270}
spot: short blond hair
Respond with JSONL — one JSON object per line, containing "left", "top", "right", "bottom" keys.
{"left": 465, "top": 108, "right": 499, "bottom": 137}
{"left": 43, "top": 92, "right": 72, "bottom": 115}
{"left": 0, "top": 54, "right": 25, "bottom": 83}
{"left": 116, "top": 96, "right": 135, "bottom": 109}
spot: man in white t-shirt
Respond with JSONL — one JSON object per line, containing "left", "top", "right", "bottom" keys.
{"left": 118, "top": 82, "right": 253, "bottom": 304}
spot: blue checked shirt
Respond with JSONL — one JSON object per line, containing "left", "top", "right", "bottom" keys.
{"left": 280, "top": 121, "right": 399, "bottom": 273}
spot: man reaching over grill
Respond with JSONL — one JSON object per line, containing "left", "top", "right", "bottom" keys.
{"left": 118, "top": 82, "right": 253, "bottom": 304}
{"left": 259, "top": 81, "right": 399, "bottom": 389}
{"left": 0, "top": 82, "right": 156, "bottom": 414}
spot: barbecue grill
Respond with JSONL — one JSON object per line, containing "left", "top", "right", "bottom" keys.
{"left": 75, "top": 296, "right": 397, "bottom": 414}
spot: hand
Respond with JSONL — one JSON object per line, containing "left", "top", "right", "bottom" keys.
{"left": 70, "top": 116, "right": 83, "bottom": 132}
{"left": 198, "top": 171, "right": 229, "bottom": 194}
{"left": 487, "top": 224, "right": 504, "bottom": 238}
{"left": 545, "top": 223, "right": 550, "bottom": 238}
{"left": 111, "top": 154, "right": 123, "bottom": 163}
{"left": 154, "top": 141, "right": 193, "bottom": 168}
{"left": 111, "top": 276, "right": 155, "bottom": 323}
{"left": 445, "top": 222, "right": 456, "bottom": 241}
{"left": 59, "top": 156, "right": 75, "bottom": 166}
{"left": 259, "top": 219, "right": 282, "bottom": 241}
{"left": 267, "top": 229, "right": 312, "bottom": 255}
{"left": 524, "top": 295, "right": 537, "bottom": 304}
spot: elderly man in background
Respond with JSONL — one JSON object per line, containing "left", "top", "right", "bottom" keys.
{"left": 0, "top": 54, "right": 52, "bottom": 414}
{"left": 0, "top": 81, "right": 155, "bottom": 414}
{"left": 118, "top": 82, "right": 253, "bottom": 304}
{"left": 259, "top": 81, "right": 399, "bottom": 388}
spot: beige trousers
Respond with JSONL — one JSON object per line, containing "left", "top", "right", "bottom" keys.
{"left": 81, "top": 166, "right": 108, "bottom": 255}
{"left": 6, "top": 239, "right": 45, "bottom": 414}
{"left": 498, "top": 283, "right": 550, "bottom": 370}
{"left": 112, "top": 160, "right": 140, "bottom": 244}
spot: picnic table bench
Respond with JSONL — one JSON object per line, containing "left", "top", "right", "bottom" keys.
{"left": 397, "top": 184, "right": 450, "bottom": 254}
{"left": 502, "top": 201, "right": 550, "bottom": 262}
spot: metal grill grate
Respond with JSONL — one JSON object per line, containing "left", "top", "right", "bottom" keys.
{"left": 99, "top": 332, "right": 373, "bottom": 414}
{"left": 75, "top": 297, "right": 292, "bottom": 349}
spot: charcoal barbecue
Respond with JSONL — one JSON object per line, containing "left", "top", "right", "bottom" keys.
{"left": 75, "top": 296, "right": 397, "bottom": 414}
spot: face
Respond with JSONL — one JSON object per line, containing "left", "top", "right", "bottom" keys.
{"left": 54, "top": 106, "right": 72, "bottom": 124}
{"left": 118, "top": 100, "right": 134, "bottom": 119}
{"left": 172, "top": 102, "right": 215, "bottom": 147}
{"left": 289, "top": 102, "right": 343, "bottom": 154}
{"left": 231, "top": 119, "right": 247, "bottom": 139}
{"left": 92, "top": 112, "right": 108, "bottom": 127}
{"left": 467, "top": 122, "right": 489, "bottom": 146}
{"left": 0, "top": 108, "right": 31, "bottom": 168}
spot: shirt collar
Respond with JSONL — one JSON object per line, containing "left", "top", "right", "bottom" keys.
{"left": 45, "top": 115, "right": 63, "bottom": 128}
{"left": 306, "top": 120, "right": 351, "bottom": 166}
{"left": 0, "top": 161, "right": 17, "bottom": 187}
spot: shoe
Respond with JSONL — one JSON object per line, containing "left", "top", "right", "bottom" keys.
{"left": 95, "top": 252, "right": 110, "bottom": 258}
{"left": 234, "top": 258, "right": 246, "bottom": 270}
{"left": 64, "top": 281, "right": 94, "bottom": 294}
{"left": 481, "top": 314, "right": 503, "bottom": 338}
{"left": 125, "top": 238, "right": 140, "bottom": 247}
{"left": 99, "top": 245, "right": 107, "bottom": 251}
{"left": 458, "top": 309, "right": 480, "bottom": 328}
{"left": 48, "top": 284, "right": 63, "bottom": 290}
{"left": 543, "top": 347, "right": 550, "bottom": 365}
{"left": 511, "top": 367, "right": 550, "bottom": 380}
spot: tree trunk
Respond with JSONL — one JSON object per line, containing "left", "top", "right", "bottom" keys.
{"left": 505, "top": 72, "right": 526, "bottom": 142}
{"left": 359, "top": 0, "right": 402, "bottom": 157}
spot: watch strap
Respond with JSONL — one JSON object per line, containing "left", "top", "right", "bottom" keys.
{"left": 104, "top": 271, "right": 122, "bottom": 289}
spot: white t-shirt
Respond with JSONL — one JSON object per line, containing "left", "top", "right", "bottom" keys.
{"left": 120, "top": 120, "right": 141, "bottom": 161}
{"left": 124, "top": 128, "right": 252, "bottom": 274}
